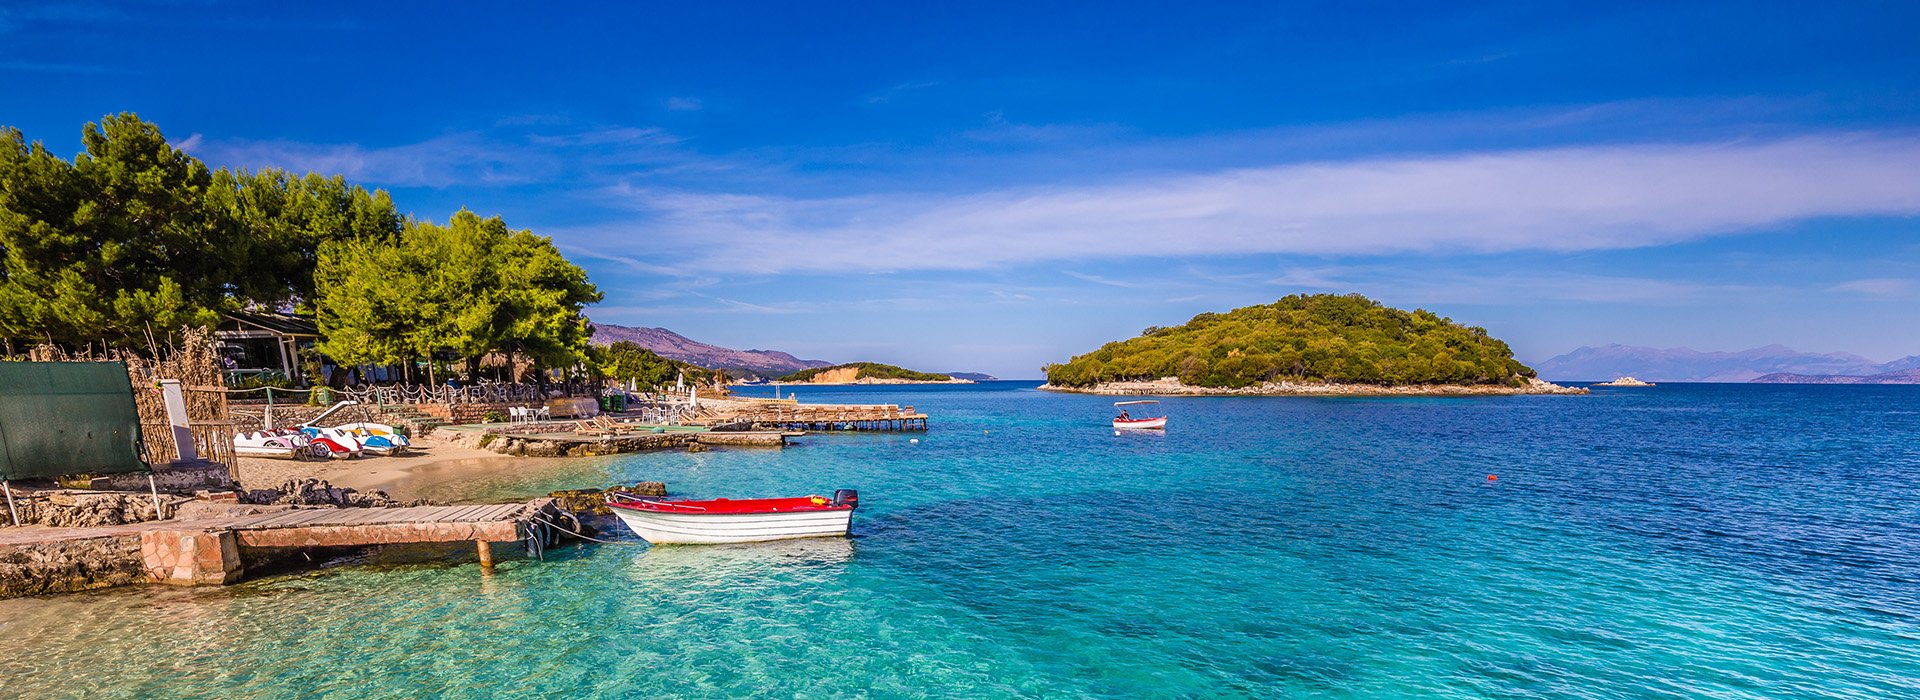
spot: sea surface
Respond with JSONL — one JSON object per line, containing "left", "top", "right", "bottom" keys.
{"left": 1, "top": 382, "right": 1916, "bottom": 699}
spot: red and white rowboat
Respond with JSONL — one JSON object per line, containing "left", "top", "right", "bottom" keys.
{"left": 1113, "top": 400, "right": 1167, "bottom": 430}
{"left": 606, "top": 490, "right": 859, "bottom": 544}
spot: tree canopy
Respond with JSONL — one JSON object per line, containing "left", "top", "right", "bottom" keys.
{"left": 1, "top": 113, "right": 602, "bottom": 384}
{"left": 0, "top": 114, "right": 400, "bottom": 346}
{"left": 1044, "top": 294, "right": 1538, "bottom": 388}
{"left": 312, "top": 210, "right": 601, "bottom": 373}
{"left": 593, "top": 341, "right": 716, "bottom": 388}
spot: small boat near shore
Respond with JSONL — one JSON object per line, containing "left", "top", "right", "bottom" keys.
{"left": 1113, "top": 400, "right": 1167, "bottom": 430}
{"left": 297, "top": 401, "right": 409, "bottom": 457}
{"left": 233, "top": 429, "right": 307, "bottom": 459}
{"left": 606, "top": 490, "right": 859, "bottom": 544}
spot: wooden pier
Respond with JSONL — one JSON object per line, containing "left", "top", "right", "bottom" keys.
{"left": 719, "top": 403, "right": 928, "bottom": 432}
{"left": 141, "top": 499, "right": 556, "bottom": 585}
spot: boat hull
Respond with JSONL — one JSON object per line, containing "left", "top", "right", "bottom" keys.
{"left": 234, "top": 445, "right": 303, "bottom": 459}
{"left": 1113, "top": 417, "right": 1167, "bottom": 430}
{"left": 609, "top": 507, "right": 854, "bottom": 544}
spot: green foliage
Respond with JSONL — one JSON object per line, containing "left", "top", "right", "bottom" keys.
{"left": 312, "top": 211, "right": 601, "bottom": 372}
{"left": 0, "top": 114, "right": 404, "bottom": 346}
{"left": 1043, "top": 294, "right": 1538, "bottom": 388}
{"left": 779, "top": 362, "right": 952, "bottom": 382}
{"left": 229, "top": 370, "right": 294, "bottom": 390}
{"left": 593, "top": 341, "right": 712, "bottom": 388}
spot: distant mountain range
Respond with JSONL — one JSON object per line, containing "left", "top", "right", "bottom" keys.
{"left": 1533, "top": 344, "right": 1920, "bottom": 383}
{"left": 589, "top": 323, "right": 998, "bottom": 381}
{"left": 1751, "top": 368, "right": 1920, "bottom": 384}
{"left": 589, "top": 323, "right": 832, "bottom": 377}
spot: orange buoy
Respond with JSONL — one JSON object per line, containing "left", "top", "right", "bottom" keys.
{"left": 1487, "top": 474, "right": 1498, "bottom": 481}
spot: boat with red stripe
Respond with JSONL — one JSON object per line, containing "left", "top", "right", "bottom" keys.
{"left": 606, "top": 490, "right": 859, "bottom": 544}
{"left": 1113, "top": 400, "right": 1167, "bottom": 430}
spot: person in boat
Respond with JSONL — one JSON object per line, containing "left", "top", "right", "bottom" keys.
{"left": 1118, "top": 409, "right": 1131, "bottom": 421}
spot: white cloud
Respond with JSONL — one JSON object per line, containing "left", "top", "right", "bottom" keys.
{"left": 185, "top": 132, "right": 541, "bottom": 188}
{"left": 587, "top": 134, "right": 1920, "bottom": 273}
{"left": 1828, "top": 278, "right": 1914, "bottom": 298}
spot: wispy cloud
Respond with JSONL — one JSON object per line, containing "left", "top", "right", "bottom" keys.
{"left": 186, "top": 122, "right": 696, "bottom": 189}
{"left": 1828, "top": 278, "right": 1914, "bottom": 298}
{"left": 865, "top": 80, "right": 939, "bottom": 105}
{"left": 1063, "top": 271, "right": 1147, "bottom": 288}
{"left": 186, "top": 132, "right": 542, "bottom": 188}
{"left": 585, "top": 134, "right": 1920, "bottom": 274}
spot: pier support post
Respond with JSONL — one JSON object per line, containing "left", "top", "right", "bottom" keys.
{"left": 476, "top": 540, "right": 494, "bottom": 571}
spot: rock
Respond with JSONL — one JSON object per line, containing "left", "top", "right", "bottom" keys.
{"left": 1594, "top": 376, "right": 1656, "bottom": 387}
{"left": 239, "top": 479, "right": 413, "bottom": 508}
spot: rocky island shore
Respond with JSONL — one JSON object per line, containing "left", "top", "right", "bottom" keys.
{"left": 1040, "top": 376, "right": 1586, "bottom": 396}
{"left": 777, "top": 362, "right": 974, "bottom": 385}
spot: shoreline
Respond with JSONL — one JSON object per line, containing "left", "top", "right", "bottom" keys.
{"left": 771, "top": 378, "right": 975, "bottom": 386}
{"left": 231, "top": 434, "right": 515, "bottom": 501}
{"left": 1038, "top": 376, "right": 1588, "bottom": 396}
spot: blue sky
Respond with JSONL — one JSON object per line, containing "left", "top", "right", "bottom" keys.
{"left": 4, "top": 1, "right": 1918, "bottom": 377}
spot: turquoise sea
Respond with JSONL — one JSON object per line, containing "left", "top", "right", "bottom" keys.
{"left": 1, "top": 382, "right": 1916, "bottom": 698}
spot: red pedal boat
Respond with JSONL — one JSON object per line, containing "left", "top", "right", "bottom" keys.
{"left": 606, "top": 490, "right": 858, "bottom": 544}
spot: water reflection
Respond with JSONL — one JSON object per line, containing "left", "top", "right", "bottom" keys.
{"left": 625, "top": 538, "right": 856, "bottom": 580}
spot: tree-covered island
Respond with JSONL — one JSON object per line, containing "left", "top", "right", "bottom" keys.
{"left": 1043, "top": 294, "right": 1584, "bottom": 395}
{"left": 779, "top": 362, "right": 964, "bottom": 384}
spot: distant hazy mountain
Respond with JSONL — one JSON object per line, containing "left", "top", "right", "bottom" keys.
{"left": 1533, "top": 344, "right": 1913, "bottom": 383}
{"left": 944, "top": 372, "right": 999, "bottom": 381}
{"left": 1751, "top": 368, "right": 1920, "bottom": 385}
{"left": 589, "top": 323, "right": 831, "bottom": 376}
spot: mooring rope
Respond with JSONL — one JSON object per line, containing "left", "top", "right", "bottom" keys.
{"left": 528, "top": 513, "right": 641, "bottom": 545}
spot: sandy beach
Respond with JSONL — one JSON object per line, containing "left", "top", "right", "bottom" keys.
{"left": 230, "top": 434, "right": 517, "bottom": 501}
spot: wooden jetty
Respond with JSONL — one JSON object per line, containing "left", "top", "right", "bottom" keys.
{"left": 718, "top": 403, "right": 928, "bottom": 432}
{"left": 142, "top": 499, "right": 557, "bottom": 586}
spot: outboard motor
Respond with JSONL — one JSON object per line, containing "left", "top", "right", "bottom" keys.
{"left": 831, "top": 489, "right": 859, "bottom": 509}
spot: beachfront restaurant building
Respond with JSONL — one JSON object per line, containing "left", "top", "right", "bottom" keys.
{"left": 215, "top": 311, "right": 321, "bottom": 383}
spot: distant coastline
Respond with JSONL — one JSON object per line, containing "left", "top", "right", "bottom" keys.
{"left": 1039, "top": 376, "right": 1587, "bottom": 396}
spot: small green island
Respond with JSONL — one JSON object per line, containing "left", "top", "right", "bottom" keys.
{"left": 1042, "top": 293, "right": 1585, "bottom": 395}
{"left": 779, "top": 362, "right": 970, "bottom": 385}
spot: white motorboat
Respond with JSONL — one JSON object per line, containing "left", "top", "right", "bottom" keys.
{"left": 1112, "top": 400, "right": 1167, "bottom": 430}
{"left": 605, "top": 490, "right": 858, "bottom": 544}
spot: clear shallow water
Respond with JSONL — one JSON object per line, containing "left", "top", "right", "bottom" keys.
{"left": 2, "top": 382, "right": 1917, "bottom": 698}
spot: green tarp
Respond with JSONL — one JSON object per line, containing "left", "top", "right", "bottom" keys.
{"left": 0, "top": 361, "right": 148, "bottom": 480}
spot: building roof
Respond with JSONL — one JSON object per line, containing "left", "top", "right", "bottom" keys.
{"left": 220, "top": 311, "right": 320, "bottom": 337}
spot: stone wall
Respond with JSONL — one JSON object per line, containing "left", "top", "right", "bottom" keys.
{"left": 0, "top": 534, "right": 146, "bottom": 598}
{"left": 140, "top": 530, "right": 242, "bottom": 586}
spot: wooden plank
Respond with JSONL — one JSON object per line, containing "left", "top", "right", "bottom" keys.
{"left": 273, "top": 509, "right": 347, "bottom": 527}
{"left": 468, "top": 504, "right": 517, "bottom": 522}
{"left": 421, "top": 506, "right": 470, "bottom": 523}
{"left": 366, "top": 506, "right": 428, "bottom": 521}
{"left": 435, "top": 505, "right": 489, "bottom": 522}
{"left": 484, "top": 504, "right": 527, "bottom": 520}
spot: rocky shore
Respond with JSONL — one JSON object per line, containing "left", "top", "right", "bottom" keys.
{"left": 1594, "top": 376, "right": 1656, "bottom": 387}
{"left": 1039, "top": 376, "right": 1588, "bottom": 396}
